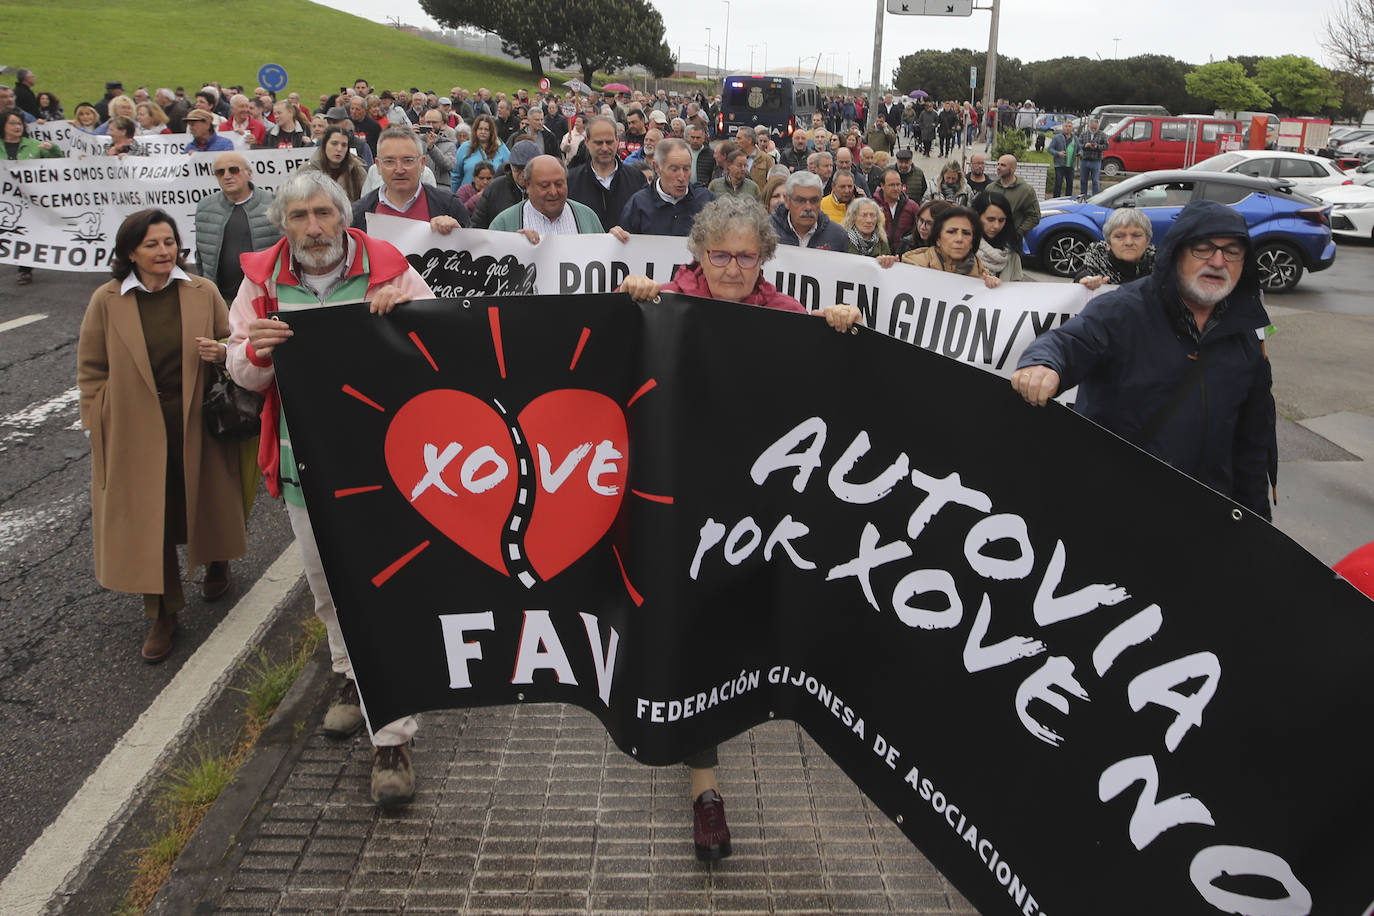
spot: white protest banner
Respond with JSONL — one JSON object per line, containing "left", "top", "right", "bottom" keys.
{"left": 365, "top": 213, "right": 1093, "bottom": 378}
{"left": 0, "top": 149, "right": 314, "bottom": 272}
{"left": 28, "top": 120, "right": 197, "bottom": 157}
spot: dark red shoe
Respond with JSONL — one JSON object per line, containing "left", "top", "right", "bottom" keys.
{"left": 692, "top": 789, "right": 732, "bottom": 862}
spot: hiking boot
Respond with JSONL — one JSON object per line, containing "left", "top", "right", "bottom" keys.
{"left": 322, "top": 678, "right": 364, "bottom": 738}
{"left": 201, "top": 561, "right": 230, "bottom": 601}
{"left": 371, "top": 744, "right": 414, "bottom": 807}
{"left": 141, "top": 614, "right": 177, "bottom": 664}
{"left": 692, "top": 789, "right": 732, "bottom": 861}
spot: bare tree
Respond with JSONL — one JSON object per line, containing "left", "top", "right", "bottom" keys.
{"left": 1322, "top": 0, "right": 1374, "bottom": 112}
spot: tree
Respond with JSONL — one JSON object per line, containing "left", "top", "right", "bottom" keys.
{"left": 1323, "top": 0, "right": 1374, "bottom": 99}
{"left": 892, "top": 49, "right": 1028, "bottom": 106}
{"left": 420, "top": 0, "right": 563, "bottom": 79}
{"left": 552, "top": 0, "right": 675, "bottom": 85}
{"left": 1256, "top": 55, "right": 1341, "bottom": 114}
{"left": 1185, "top": 61, "right": 1270, "bottom": 114}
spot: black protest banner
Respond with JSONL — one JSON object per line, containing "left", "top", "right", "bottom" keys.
{"left": 273, "top": 294, "right": 1374, "bottom": 916}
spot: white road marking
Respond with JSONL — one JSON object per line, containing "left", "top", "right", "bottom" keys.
{"left": 0, "top": 494, "right": 82, "bottom": 554}
{"left": 0, "top": 314, "right": 47, "bottom": 334}
{"left": 1, "top": 387, "right": 80, "bottom": 451}
{"left": 0, "top": 545, "right": 305, "bottom": 915}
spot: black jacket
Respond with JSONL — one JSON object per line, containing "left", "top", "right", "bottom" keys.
{"left": 1017, "top": 200, "right": 1276, "bottom": 519}
{"left": 352, "top": 184, "right": 471, "bottom": 229}
{"left": 567, "top": 161, "right": 648, "bottom": 232}
{"left": 471, "top": 171, "right": 526, "bottom": 229}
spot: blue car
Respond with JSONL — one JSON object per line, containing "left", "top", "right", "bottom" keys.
{"left": 1022, "top": 170, "right": 1337, "bottom": 292}
{"left": 1033, "top": 112, "right": 1075, "bottom": 134}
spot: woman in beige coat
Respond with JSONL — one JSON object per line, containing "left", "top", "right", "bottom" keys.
{"left": 77, "top": 209, "right": 246, "bottom": 663}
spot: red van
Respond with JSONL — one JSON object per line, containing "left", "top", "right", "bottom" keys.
{"left": 1100, "top": 116, "right": 1243, "bottom": 176}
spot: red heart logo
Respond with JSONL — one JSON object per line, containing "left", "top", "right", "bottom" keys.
{"left": 383, "top": 389, "right": 628, "bottom": 582}
{"left": 384, "top": 390, "right": 518, "bottom": 576}
{"left": 519, "top": 390, "right": 627, "bottom": 580}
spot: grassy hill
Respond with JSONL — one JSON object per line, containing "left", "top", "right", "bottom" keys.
{"left": 0, "top": 0, "right": 546, "bottom": 111}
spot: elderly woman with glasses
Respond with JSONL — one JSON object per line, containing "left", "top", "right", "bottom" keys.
{"left": 1074, "top": 207, "right": 1157, "bottom": 290}
{"left": 616, "top": 194, "right": 860, "bottom": 864}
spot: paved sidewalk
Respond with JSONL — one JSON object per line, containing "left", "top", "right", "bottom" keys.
{"left": 202, "top": 696, "right": 975, "bottom": 914}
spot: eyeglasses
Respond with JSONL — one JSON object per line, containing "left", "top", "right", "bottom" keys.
{"left": 378, "top": 156, "right": 421, "bottom": 168}
{"left": 1187, "top": 241, "right": 1246, "bottom": 262}
{"left": 917, "top": 217, "right": 934, "bottom": 228}
{"left": 213, "top": 165, "right": 244, "bottom": 176}
{"left": 704, "top": 249, "right": 761, "bottom": 269}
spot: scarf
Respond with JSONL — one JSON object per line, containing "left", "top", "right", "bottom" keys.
{"left": 847, "top": 225, "right": 881, "bottom": 257}
{"left": 978, "top": 238, "right": 1009, "bottom": 275}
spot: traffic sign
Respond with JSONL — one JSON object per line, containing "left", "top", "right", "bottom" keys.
{"left": 538, "top": 77, "right": 551, "bottom": 91}
{"left": 886, "top": 0, "right": 973, "bottom": 14}
{"left": 257, "top": 63, "right": 288, "bottom": 93}
{"left": 970, "top": 66, "right": 977, "bottom": 88}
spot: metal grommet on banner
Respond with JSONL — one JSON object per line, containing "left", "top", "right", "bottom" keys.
{"left": 462, "top": 299, "right": 472, "bottom": 309}
{"left": 896, "top": 815, "right": 904, "bottom": 825}
{"left": 849, "top": 326, "right": 858, "bottom": 335}
{"left": 631, "top": 747, "right": 638, "bottom": 756}
{"left": 652, "top": 296, "right": 661, "bottom": 304}
{"left": 297, "top": 462, "right": 305, "bottom": 471}
{"left": 516, "top": 692, "right": 524, "bottom": 701}
{"left": 768, "top": 711, "right": 775, "bottom": 719}
{"left": 1231, "top": 508, "right": 1243, "bottom": 521}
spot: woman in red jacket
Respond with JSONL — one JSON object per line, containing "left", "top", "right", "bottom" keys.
{"left": 618, "top": 194, "right": 860, "bottom": 862}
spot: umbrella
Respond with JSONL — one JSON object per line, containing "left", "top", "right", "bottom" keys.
{"left": 601, "top": 82, "right": 632, "bottom": 93}
{"left": 908, "top": 89, "right": 928, "bottom": 99}
{"left": 564, "top": 78, "right": 591, "bottom": 95}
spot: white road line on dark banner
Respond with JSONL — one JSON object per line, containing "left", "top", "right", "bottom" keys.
{"left": 0, "top": 387, "right": 80, "bottom": 451}
{"left": 0, "top": 314, "right": 47, "bottom": 334}
{"left": 0, "top": 544, "right": 304, "bottom": 915}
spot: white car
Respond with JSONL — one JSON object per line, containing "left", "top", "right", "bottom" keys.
{"left": 1313, "top": 184, "right": 1374, "bottom": 240}
{"left": 1188, "top": 150, "right": 1354, "bottom": 192}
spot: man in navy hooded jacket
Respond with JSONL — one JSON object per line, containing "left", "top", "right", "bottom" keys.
{"left": 1010, "top": 200, "right": 1277, "bottom": 520}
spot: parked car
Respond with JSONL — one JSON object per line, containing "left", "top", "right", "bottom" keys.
{"left": 1100, "top": 116, "right": 1242, "bottom": 175}
{"left": 1338, "top": 138, "right": 1374, "bottom": 163}
{"left": 1187, "top": 150, "right": 1355, "bottom": 193}
{"left": 1033, "top": 112, "right": 1076, "bottom": 134}
{"left": 1327, "top": 129, "right": 1374, "bottom": 154}
{"left": 1023, "top": 170, "right": 1335, "bottom": 291}
{"left": 1314, "top": 184, "right": 1374, "bottom": 241}
{"left": 1349, "top": 160, "right": 1374, "bottom": 188}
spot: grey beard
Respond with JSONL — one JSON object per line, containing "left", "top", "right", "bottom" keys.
{"left": 1179, "top": 271, "right": 1237, "bottom": 309}
{"left": 293, "top": 235, "right": 345, "bottom": 271}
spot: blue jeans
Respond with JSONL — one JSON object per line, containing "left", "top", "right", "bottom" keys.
{"left": 1079, "top": 159, "right": 1102, "bottom": 196}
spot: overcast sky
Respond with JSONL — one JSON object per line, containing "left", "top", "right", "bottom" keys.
{"left": 319, "top": 0, "right": 1335, "bottom": 88}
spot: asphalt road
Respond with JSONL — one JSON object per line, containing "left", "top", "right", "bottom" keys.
{"left": 1, "top": 238, "right": 1371, "bottom": 893}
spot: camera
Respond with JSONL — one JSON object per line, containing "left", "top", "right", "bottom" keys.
{"left": 417, "top": 125, "right": 434, "bottom": 134}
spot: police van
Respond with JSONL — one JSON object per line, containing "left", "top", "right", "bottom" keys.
{"left": 717, "top": 75, "right": 820, "bottom": 138}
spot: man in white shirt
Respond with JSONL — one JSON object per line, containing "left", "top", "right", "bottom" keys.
{"left": 488, "top": 155, "right": 604, "bottom": 242}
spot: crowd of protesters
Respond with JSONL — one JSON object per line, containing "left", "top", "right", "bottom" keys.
{"left": 14, "top": 66, "right": 1075, "bottom": 863}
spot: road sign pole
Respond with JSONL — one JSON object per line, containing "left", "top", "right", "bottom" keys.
{"left": 982, "top": 0, "right": 999, "bottom": 146}
{"left": 868, "top": 0, "right": 885, "bottom": 139}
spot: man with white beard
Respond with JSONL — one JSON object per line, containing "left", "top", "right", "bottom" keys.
{"left": 226, "top": 169, "right": 434, "bottom": 806}
{"left": 1011, "top": 200, "right": 1277, "bottom": 521}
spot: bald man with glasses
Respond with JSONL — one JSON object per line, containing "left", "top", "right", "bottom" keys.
{"left": 195, "top": 151, "right": 282, "bottom": 302}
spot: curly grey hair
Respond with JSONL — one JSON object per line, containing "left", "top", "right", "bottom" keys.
{"left": 1103, "top": 206, "right": 1153, "bottom": 242}
{"left": 267, "top": 168, "right": 353, "bottom": 231}
{"left": 687, "top": 196, "right": 778, "bottom": 266}
{"left": 842, "top": 197, "right": 887, "bottom": 244}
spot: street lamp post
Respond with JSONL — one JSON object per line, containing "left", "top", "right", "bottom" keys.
{"left": 721, "top": 1, "right": 731, "bottom": 75}
{"left": 705, "top": 28, "right": 711, "bottom": 81}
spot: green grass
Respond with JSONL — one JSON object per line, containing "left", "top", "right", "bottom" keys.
{"left": 114, "top": 615, "right": 325, "bottom": 915}
{"left": 0, "top": 0, "right": 548, "bottom": 111}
